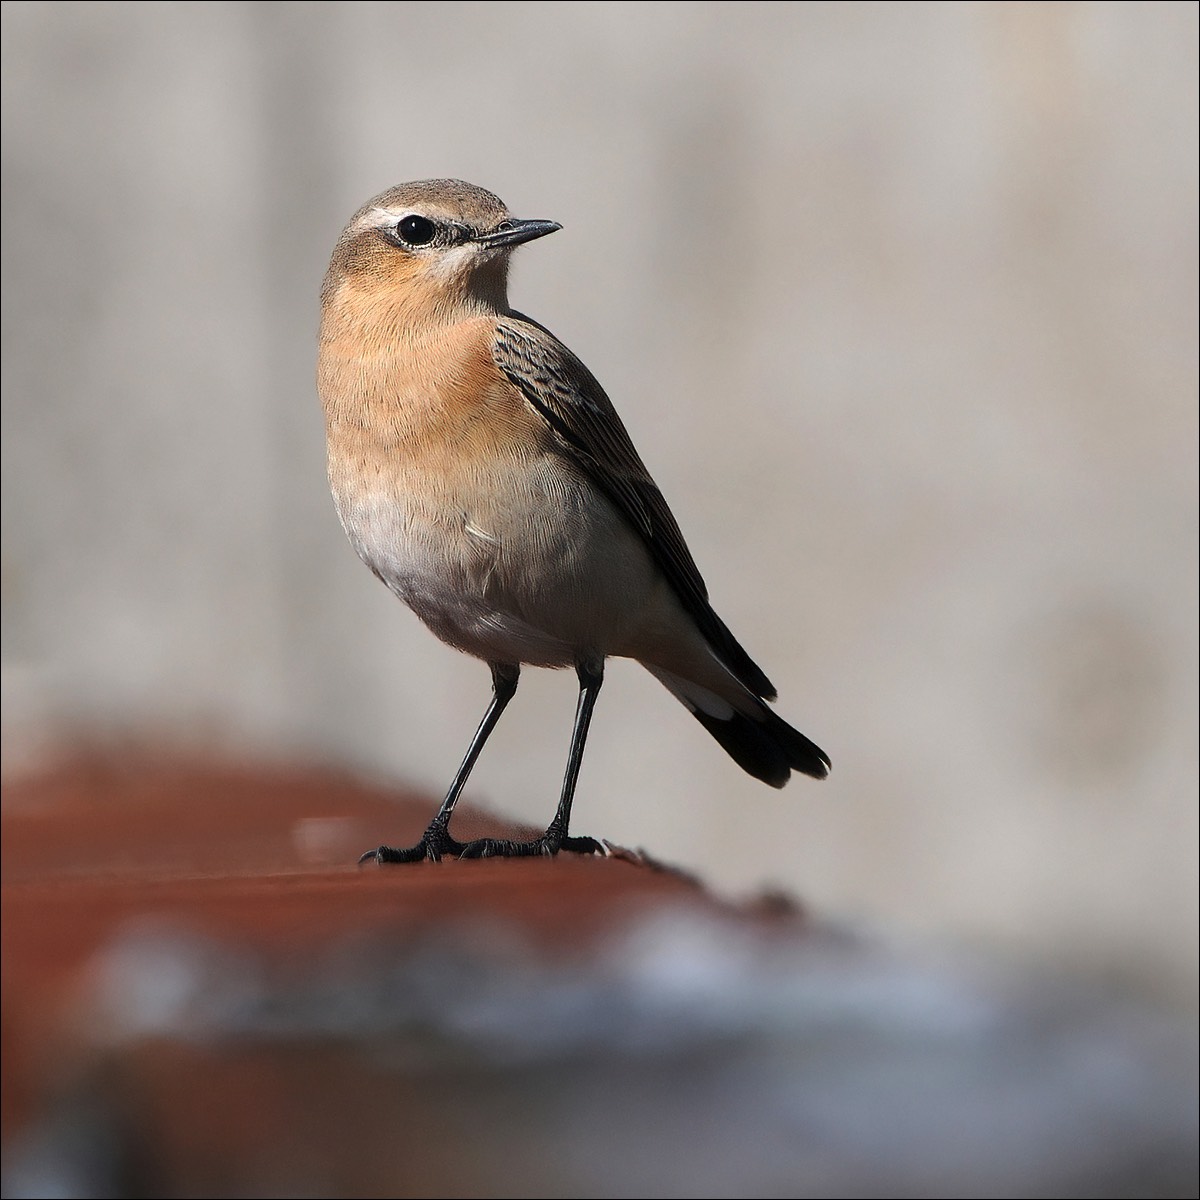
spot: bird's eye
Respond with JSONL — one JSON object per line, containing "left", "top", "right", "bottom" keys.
{"left": 396, "top": 215, "right": 437, "bottom": 246}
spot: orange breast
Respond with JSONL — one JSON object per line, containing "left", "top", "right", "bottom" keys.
{"left": 320, "top": 308, "right": 550, "bottom": 506}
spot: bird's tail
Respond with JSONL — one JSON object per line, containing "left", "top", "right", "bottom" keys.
{"left": 647, "top": 666, "right": 830, "bottom": 788}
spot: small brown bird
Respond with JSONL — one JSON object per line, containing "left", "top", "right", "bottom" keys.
{"left": 319, "top": 179, "right": 829, "bottom": 863}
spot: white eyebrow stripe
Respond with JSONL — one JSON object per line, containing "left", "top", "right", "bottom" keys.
{"left": 354, "top": 205, "right": 406, "bottom": 232}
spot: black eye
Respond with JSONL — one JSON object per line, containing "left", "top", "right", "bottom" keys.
{"left": 396, "top": 215, "right": 437, "bottom": 246}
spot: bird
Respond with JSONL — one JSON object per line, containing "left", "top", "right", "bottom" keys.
{"left": 318, "top": 179, "right": 829, "bottom": 863}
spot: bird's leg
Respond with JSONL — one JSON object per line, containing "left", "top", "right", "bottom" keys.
{"left": 360, "top": 663, "right": 520, "bottom": 865}
{"left": 459, "top": 660, "right": 605, "bottom": 859}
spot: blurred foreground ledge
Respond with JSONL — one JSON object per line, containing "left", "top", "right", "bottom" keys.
{"left": 2, "top": 752, "right": 1196, "bottom": 1199}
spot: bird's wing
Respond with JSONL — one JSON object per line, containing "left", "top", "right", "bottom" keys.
{"left": 494, "top": 316, "right": 776, "bottom": 701}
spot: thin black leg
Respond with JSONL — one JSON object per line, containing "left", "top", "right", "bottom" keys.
{"left": 360, "top": 663, "right": 520, "bottom": 864}
{"left": 459, "top": 659, "right": 605, "bottom": 859}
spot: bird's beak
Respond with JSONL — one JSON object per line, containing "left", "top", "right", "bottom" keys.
{"left": 473, "top": 218, "right": 562, "bottom": 249}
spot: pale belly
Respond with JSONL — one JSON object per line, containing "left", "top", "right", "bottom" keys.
{"left": 330, "top": 452, "right": 660, "bottom": 668}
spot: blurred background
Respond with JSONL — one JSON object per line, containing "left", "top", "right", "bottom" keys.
{"left": 3, "top": 1, "right": 1196, "bottom": 1007}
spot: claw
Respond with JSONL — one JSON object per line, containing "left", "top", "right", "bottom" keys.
{"left": 361, "top": 826, "right": 603, "bottom": 865}
{"left": 358, "top": 827, "right": 466, "bottom": 865}
{"left": 456, "top": 834, "right": 603, "bottom": 860}
{"left": 359, "top": 842, "right": 430, "bottom": 865}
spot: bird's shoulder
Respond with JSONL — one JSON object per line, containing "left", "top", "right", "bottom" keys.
{"left": 490, "top": 314, "right": 655, "bottom": 510}
{"left": 492, "top": 315, "right": 623, "bottom": 418}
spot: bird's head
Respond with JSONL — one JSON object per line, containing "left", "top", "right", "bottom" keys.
{"left": 321, "top": 179, "right": 560, "bottom": 320}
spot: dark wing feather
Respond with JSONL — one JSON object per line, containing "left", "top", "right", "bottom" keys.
{"left": 494, "top": 317, "right": 776, "bottom": 701}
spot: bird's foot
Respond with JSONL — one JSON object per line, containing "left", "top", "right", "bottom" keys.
{"left": 358, "top": 822, "right": 466, "bottom": 865}
{"left": 457, "top": 832, "right": 606, "bottom": 860}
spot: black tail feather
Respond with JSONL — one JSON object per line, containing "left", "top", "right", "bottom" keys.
{"left": 692, "top": 704, "right": 830, "bottom": 788}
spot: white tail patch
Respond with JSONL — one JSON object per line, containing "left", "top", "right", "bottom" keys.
{"left": 645, "top": 666, "right": 736, "bottom": 721}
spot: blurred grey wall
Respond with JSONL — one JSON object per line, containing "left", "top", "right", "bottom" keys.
{"left": 3, "top": 2, "right": 1196, "bottom": 1003}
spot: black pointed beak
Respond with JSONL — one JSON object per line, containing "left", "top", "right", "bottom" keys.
{"left": 473, "top": 218, "right": 562, "bottom": 249}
